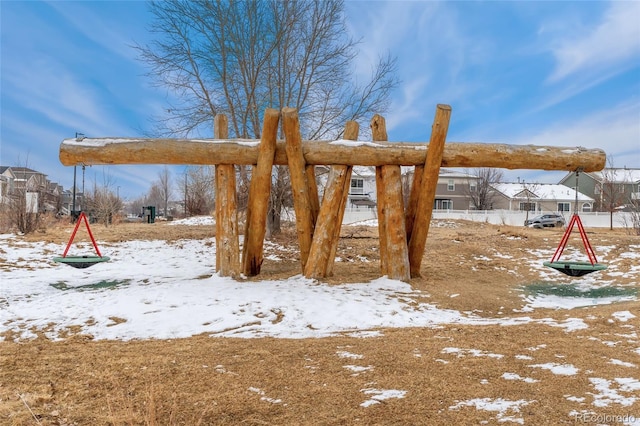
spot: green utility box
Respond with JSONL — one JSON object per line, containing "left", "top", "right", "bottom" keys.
{"left": 143, "top": 206, "right": 156, "bottom": 223}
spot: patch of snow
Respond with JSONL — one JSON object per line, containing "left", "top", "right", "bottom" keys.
{"left": 344, "top": 365, "right": 373, "bottom": 373}
{"left": 613, "top": 311, "right": 636, "bottom": 322}
{"left": 449, "top": 398, "right": 535, "bottom": 424}
{"left": 441, "top": 347, "right": 504, "bottom": 359}
{"left": 609, "top": 359, "right": 637, "bottom": 368}
{"left": 515, "top": 355, "right": 534, "bottom": 361}
{"left": 360, "top": 388, "right": 407, "bottom": 407}
{"left": 502, "top": 372, "right": 539, "bottom": 383}
{"left": 168, "top": 215, "right": 215, "bottom": 226}
{"left": 564, "top": 395, "right": 585, "bottom": 402}
{"left": 336, "top": 351, "right": 364, "bottom": 360}
{"left": 528, "top": 363, "right": 579, "bottom": 376}
{"left": 588, "top": 378, "right": 639, "bottom": 407}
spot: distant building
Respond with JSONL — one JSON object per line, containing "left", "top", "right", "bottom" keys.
{"left": 559, "top": 168, "right": 640, "bottom": 212}
{"left": 492, "top": 183, "right": 594, "bottom": 213}
{"left": 0, "top": 166, "right": 65, "bottom": 214}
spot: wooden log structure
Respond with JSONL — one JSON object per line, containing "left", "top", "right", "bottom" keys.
{"left": 58, "top": 105, "right": 607, "bottom": 283}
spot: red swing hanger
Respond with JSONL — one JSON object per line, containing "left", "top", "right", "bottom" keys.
{"left": 544, "top": 169, "right": 606, "bottom": 277}
{"left": 62, "top": 211, "right": 104, "bottom": 258}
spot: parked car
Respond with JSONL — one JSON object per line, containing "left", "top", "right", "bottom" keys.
{"left": 524, "top": 214, "right": 566, "bottom": 228}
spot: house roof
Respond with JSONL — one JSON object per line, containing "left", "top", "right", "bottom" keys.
{"left": 493, "top": 183, "right": 594, "bottom": 202}
{"left": 589, "top": 168, "right": 640, "bottom": 183}
{"left": 352, "top": 166, "right": 376, "bottom": 178}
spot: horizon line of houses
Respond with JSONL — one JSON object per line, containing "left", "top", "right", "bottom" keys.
{"left": 2, "top": 165, "right": 639, "bottom": 217}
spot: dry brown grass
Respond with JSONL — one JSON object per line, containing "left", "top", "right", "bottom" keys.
{"left": 1, "top": 219, "right": 639, "bottom": 424}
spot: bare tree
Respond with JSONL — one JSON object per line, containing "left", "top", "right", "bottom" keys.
{"left": 84, "top": 172, "right": 122, "bottom": 227}
{"left": 519, "top": 181, "right": 540, "bottom": 225}
{"left": 597, "top": 162, "right": 627, "bottom": 230}
{"left": 465, "top": 168, "right": 503, "bottom": 211}
{"left": 4, "top": 161, "right": 47, "bottom": 234}
{"left": 180, "top": 166, "right": 215, "bottom": 216}
{"left": 136, "top": 0, "right": 398, "bottom": 233}
{"left": 157, "top": 166, "right": 172, "bottom": 216}
{"left": 6, "top": 184, "right": 43, "bottom": 234}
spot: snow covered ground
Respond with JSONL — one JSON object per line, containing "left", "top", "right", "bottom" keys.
{"left": 1, "top": 216, "right": 637, "bottom": 342}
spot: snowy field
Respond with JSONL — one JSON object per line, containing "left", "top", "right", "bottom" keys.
{"left": 1, "top": 216, "right": 638, "bottom": 341}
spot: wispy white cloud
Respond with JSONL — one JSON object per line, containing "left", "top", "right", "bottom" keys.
{"left": 3, "top": 57, "right": 131, "bottom": 137}
{"left": 513, "top": 100, "right": 640, "bottom": 166}
{"left": 547, "top": 1, "right": 640, "bottom": 83}
{"left": 45, "top": 0, "right": 144, "bottom": 63}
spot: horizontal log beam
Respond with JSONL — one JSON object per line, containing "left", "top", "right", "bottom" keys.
{"left": 59, "top": 138, "right": 606, "bottom": 172}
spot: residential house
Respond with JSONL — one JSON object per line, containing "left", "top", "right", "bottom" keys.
{"left": 559, "top": 168, "right": 640, "bottom": 212}
{"left": 492, "top": 183, "right": 594, "bottom": 213}
{"left": 431, "top": 169, "right": 479, "bottom": 210}
{"left": 345, "top": 167, "right": 479, "bottom": 210}
{"left": 0, "top": 166, "right": 17, "bottom": 205}
{"left": 0, "top": 166, "right": 63, "bottom": 213}
{"left": 348, "top": 166, "right": 377, "bottom": 208}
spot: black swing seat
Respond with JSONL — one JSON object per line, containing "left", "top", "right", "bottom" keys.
{"left": 53, "top": 256, "right": 110, "bottom": 269}
{"left": 543, "top": 261, "right": 607, "bottom": 277}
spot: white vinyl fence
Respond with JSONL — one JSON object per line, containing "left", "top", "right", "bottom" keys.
{"left": 342, "top": 207, "right": 636, "bottom": 229}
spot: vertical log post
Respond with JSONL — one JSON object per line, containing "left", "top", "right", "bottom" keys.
{"left": 372, "top": 115, "right": 410, "bottom": 281}
{"left": 326, "top": 121, "right": 359, "bottom": 276}
{"left": 405, "top": 165, "right": 423, "bottom": 243}
{"left": 372, "top": 115, "right": 389, "bottom": 275}
{"left": 214, "top": 114, "right": 241, "bottom": 277}
{"left": 381, "top": 164, "right": 410, "bottom": 281}
{"left": 282, "top": 107, "right": 315, "bottom": 270}
{"left": 306, "top": 165, "right": 320, "bottom": 227}
{"left": 408, "top": 104, "right": 452, "bottom": 277}
{"left": 242, "top": 108, "right": 280, "bottom": 276}
{"left": 304, "top": 121, "right": 359, "bottom": 279}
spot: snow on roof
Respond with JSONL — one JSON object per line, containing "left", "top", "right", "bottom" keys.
{"left": 352, "top": 166, "right": 376, "bottom": 177}
{"left": 493, "top": 183, "right": 593, "bottom": 201}
{"left": 590, "top": 168, "right": 640, "bottom": 183}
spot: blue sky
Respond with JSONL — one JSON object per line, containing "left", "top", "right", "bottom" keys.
{"left": 1, "top": 0, "right": 639, "bottom": 200}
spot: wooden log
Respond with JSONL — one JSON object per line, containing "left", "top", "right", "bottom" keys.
{"left": 59, "top": 139, "right": 607, "bottom": 172}
{"left": 405, "top": 165, "right": 423, "bottom": 243}
{"left": 371, "top": 115, "right": 410, "bottom": 281}
{"left": 372, "top": 115, "right": 389, "bottom": 275}
{"left": 305, "top": 121, "right": 359, "bottom": 278}
{"left": 306, "top": 165, "right": 320, "bottom": 226}
{"left": 214, "top": 114, "right": 240, "bottom": 277}
{"left": 408, "top": 104, "right": 452, "bottom": 278}
{"left": 304, "top": 165, "right": 351, "bottom": 279}
{"left": 242, "top": 108, "right": 280, "bottom": 276}
{"left": 326, "top": 121, "right": 359, "bottom": 276}
{"left": 282, "top": 107, "right": 315, "bottom": 270}
{"left": 381, "top": 164, "right": 410, "bottom": 281}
